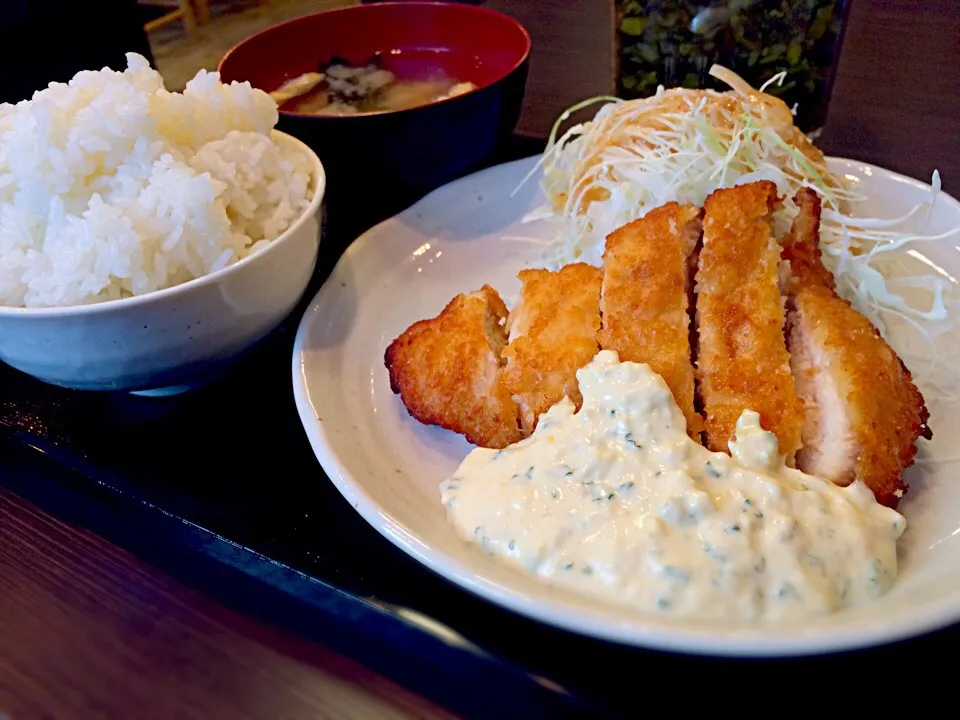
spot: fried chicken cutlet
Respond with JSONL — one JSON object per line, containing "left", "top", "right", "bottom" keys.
{"left": 385, "top": 286, "right": 522, "bottom": 449}
{"left": 599, "top": 202, "right": 704, "bottom": 438}
{"left": 502, "top": 263, "right": 603, "bottom": 433}
{"left": 696, "top": 181, "right": 804, "bottom": 460}
{"left": 783, "top": 188, "right": 931, "bottom": 507}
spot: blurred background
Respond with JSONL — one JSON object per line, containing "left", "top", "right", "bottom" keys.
{"left": 0, "top": 0, "right": 956, "bottom": 192}
{"left": 147, "top": 0, "right": 849, "bottom": 133}
{"left": 0, "top": 0, "right": 354, "bottom": 104}
{"left": 142, "top": 0, "right": 355, "bottom": 90}
{"left": 1, "top": 0, "right": 846, "bottom": 132}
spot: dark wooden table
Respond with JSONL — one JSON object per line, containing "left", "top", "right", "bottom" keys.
{"left": 0, "top": 489, "right": 456, "bottom": 720}
{"left": 2, "top": 1, "right": 959, "bottom": 718}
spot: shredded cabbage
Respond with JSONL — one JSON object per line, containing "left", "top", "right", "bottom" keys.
{"left": 525, "top": 65, "right": 959, "bottom": 411}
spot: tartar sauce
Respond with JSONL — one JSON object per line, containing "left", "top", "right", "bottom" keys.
{"left": 440, "top": 350, "right": 906, "bottom": 621}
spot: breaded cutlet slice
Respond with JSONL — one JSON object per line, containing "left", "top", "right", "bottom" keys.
{"left": 780, "top": 189, "right": 837, "bottom": 291}
{"left": 784, "top": 188, "right": 931, "bottom": 508}
{"left": 696, "top": 181, "right": 804, "bottom": 461}
{"left": 502, "top": 263, "right": 603, "bottom": 434}
{"left": 384, "top": 285, "right": 522, "bottom": 449}
{"left": 599, "top": 202, "right": 704, "bottom": 438}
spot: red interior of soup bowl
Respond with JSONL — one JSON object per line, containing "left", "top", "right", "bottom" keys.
{"left": 218, "top": 2, "right": 531, "bottom": 116}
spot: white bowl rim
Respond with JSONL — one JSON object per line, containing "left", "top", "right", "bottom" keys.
{"left": 0, "top": 131, "right": 326, "bottom": 318}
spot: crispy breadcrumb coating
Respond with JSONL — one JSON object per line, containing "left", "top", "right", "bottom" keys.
{"left": 784, "top": 189, "right": 931, "bottom": 507}
{"left": 385, "top": 286, "right": 522, "bottom": 448}
{"left": 599, "top": 202, "right": 704, "bottom": 438}
{"left": 696, "top": 181, "right": 804, "bottom": 461}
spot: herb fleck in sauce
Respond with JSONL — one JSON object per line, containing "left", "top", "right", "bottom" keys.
{"left": 439, "top": 351, "right": 906, "bottom": 622}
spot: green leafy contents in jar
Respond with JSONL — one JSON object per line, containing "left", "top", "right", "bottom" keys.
{"left": 616, "top": 0, "right": 847, "bottom": 132}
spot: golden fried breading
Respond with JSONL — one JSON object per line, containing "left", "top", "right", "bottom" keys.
{"left": 782, "top": 188, "right": 836, "bottom": 290}
{"left": 783, "top": 190, "right": 931, "bottom": 508}
{"left": 696, "top": 181, "right": 804, "bottom": 460}
{"left": 384, "top": 286, "right": 522, "bottom": 449}
{"left": 599, "top": 202, "right": 704, "bottom": 438}
{"left": 502, "top": 263, "right": 603, "bottom": 433}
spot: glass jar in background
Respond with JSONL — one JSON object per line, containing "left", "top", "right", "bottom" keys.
{"left": 616, "top": 0, "right": 850, "bottom": 135}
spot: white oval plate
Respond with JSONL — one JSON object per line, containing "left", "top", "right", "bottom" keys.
{"left": 293, "top": 156, "right": 960, "bottom": 657}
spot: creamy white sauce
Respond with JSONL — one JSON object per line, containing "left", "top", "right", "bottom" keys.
{"left": 440, "top": 350, "right": 906, "bottom": 621}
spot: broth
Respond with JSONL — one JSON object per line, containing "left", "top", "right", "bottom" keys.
{"left": 272, "top": 61, "right": 475, "bottom": 116}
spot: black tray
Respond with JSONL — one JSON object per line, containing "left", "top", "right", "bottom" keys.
{"left": 1, "top": 137, "right": 954, "bottom": 716}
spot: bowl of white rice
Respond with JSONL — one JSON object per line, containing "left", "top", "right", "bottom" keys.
{"left": 0, "top": 54, "right": 325, "bottom": 395}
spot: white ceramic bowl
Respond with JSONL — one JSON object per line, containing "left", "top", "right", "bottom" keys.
{"left": 0, "top": 133, "right": 325, "bottom": 396}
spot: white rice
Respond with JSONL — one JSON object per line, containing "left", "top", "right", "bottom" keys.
{"left": 0, "top": 53, "right": 315, "bottom": 308}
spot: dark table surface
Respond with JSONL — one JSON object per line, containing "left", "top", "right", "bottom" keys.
{"left": 2, "top": 1, "right": 960, "bottom": 718}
